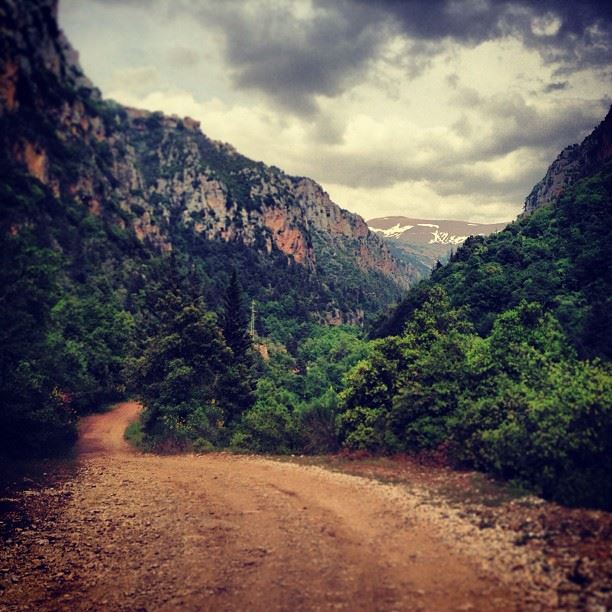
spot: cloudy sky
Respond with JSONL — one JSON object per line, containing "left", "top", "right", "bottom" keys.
{"left": 59, "top": 0, "right": 611, "bottom": 223}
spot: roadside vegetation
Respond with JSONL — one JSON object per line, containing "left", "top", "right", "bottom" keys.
{"left": 2, "top": 117, "right": 610, "bottom": 510}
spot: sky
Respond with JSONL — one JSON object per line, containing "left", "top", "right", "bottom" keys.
{"left": 59, "top": 0, "right": 611, "bottom": 223}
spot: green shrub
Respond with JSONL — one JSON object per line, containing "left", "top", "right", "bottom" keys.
{"left": 451, "top": 361, "right": 612, "bottom": 507}
{"left": 299, "top": 389, "right": 340, "bottom": 453}
{"left": 230, "top": 396, "right": 299, "bottom": 454}
{"left": 339, "top": 297, "right": 612, "bottom": 509}
{"left": 338, "top": 406, "right": 386, "bottom": 451}
{"left": 124, "top": 420, "right": 146, "bottom": 450}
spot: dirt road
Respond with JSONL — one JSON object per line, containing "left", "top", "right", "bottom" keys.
{"left": 0, "top": 402, "right": 600, "bottom": 610}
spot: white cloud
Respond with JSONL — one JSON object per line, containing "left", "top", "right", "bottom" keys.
{"left": 59, "top": 0, "right": 611, "bottom": 223}
{"left": 109, "top": 66, "right": 160, "bottom": 93}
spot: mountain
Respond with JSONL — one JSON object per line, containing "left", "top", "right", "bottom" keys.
{"left": 375, "top": 107, "right": 612, "bottom": 360}
{"left": 0, "top": 0, "right": 415, "bottom": 329}
{"left": 367, "top": 216, "right": 508, "bottom": 275}
{"left": 523, "top": 107, "right": 612, "bottom": 214}
{"left": 353, "top": 110, "right": 612, "bottom": 509}
{"left": 0, "top": 0, "right": 418, "bottom": 455}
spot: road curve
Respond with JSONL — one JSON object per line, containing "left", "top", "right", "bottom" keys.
{"left": 1, "top": 403, "right": 527, "bottom": 611}
{"left": 76, "top": 401, "right": 141, "bottom": 456}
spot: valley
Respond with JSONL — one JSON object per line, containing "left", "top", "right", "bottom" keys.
{"left": 1, "top": 1, "right": 611, "bottom": 609}
{"left": 367, "top": 216, "right": 509, "bottom": 273}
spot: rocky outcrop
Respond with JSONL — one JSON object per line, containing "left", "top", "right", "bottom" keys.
{"left": 523, "top": 107, "right": 612, "bottom": 214}
{"left": 0, "top": 0, "right": 414, "bottom": 297}
{"left": 0, "top": 0, "right": 99, "bottom": 115}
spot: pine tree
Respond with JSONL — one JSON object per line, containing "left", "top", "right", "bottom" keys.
{"left": 131, "top": 285, "right": 231, "bottom": 444}
{"left": 219, "top": 270, "right": 256, "bottom": 425}
{"left": 221, "top": 270, "right": 251, "bottom": 360}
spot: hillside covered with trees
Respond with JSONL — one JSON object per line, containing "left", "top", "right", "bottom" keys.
{"left": 1, "top": 0, "right": 611, "bottom": 513}
{"left": 335, "top": 118, "right": 612, "bottom": 509}
{"left": 0, "top": 0, "right": 411, "bottom": 456}
{"left": 225, "top": 115, "right": 612, "bottom": 510}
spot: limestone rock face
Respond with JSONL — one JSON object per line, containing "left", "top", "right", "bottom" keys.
{"left": 523, "top": 107, "right": 612, "bottom": 214}
{"left": 0, "top": 0, "right": 415, "bottom": 300}
{"left": 0, "top": 0, "right": 418, "bottom": 323}
{"left": 0, "top": 0, "right": 99, "bottom": 115}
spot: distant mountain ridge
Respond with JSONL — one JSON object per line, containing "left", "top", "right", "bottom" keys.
{"left": 367, "top": 216, "right": 508, "bottom": 275}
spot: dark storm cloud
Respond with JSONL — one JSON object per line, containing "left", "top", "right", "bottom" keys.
{"left": 187, "top": 0, "right": 385, "bottom": 116}
{"left": 348, "top": 0, "right": 612, "bottom": 69}
{"left": 172, "top": 0, "right": 611, "bottom": 116}
{"left": 77, "top": 0, "right": 610, "bottom": 216}
{"left": 89, "top": 0, "right": 611, "bottom": 118}
{"left": 349, "top": 1, "right": 612, "bottom": 39}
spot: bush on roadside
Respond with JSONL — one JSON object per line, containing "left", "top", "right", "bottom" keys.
{"left": 337, "top": 296, "right": 612, "bottom": 509}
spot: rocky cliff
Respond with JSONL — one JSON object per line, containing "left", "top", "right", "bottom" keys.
{"left": 0, "top": 0, "right": 414, "bottom": 323}
{"left": 523, "top": 107, "right": 612, "bottom": 214}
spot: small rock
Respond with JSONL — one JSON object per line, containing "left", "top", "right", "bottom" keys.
{"left": 568, "top": 558, "right": 593, "bottom": 586}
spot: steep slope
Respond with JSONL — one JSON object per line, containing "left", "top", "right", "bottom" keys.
{"left": 0, "top": 0, "right": 414, "bottom": 328}
{"left": 343, "top": 109, "right": 612, "bottom": 511}
{"left": 523, "top": 107, "right": 612, "bottom": 214}
{"left": 0, "top": 0, "right": 417, "bottom": 455}
{"left": 375, "top": 108, "right": 612, "bottom": 359}
{"left": 368, "top": 216, "right": 508, "bottom": 275}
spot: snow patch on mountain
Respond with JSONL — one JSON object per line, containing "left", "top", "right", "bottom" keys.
{"left": 430, "top": 229, "right": 468, "bottom": 245}
{"left": 369, "top": 223, "right": 414, "bottom": 238}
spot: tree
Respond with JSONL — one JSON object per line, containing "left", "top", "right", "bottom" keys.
{"left": 449, "top": 303, "right": 612, "bottom": 508}
{"left": 218, "top": 270, "right": 256, "bottom": 425}
{"left": 0, "top": 231, "right": 77, "bottom": 456}
{"left": 48, "top": 293, "right": 135, "bottom": 409}
{"left": 130, "top": 282, "right": 231, "bottom": 448}
{"left": 220, "top": 269, "right": 251, "bottom": 360}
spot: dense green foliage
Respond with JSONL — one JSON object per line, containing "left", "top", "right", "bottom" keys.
{"left": 0, "top": 93, "right": 397, "bottom": 457}
{"left": 344, "top": 167, "right": 612, "bottom": 509}
{"left": 128, "top": 276, "right": 250, "bottom": 451}
{"left": 0, "top": 142, "right": 385, "bottom": 457}
{"left": 0, "top": 158, "right": 141, "bottom": 456}
{"left": 231, "top": 325, "right": 369, "bottom": 454}
{"left": 0, "top": 227, "right": 77, "bottom": 455}
{"left": 340, "top": 287, "right": 473, "bottom": 451}
{"left": 375, "top": 164, "right": 612, "bottom": 360}
{"left": 338, "top": 289, "right": 612, "bottom": 508}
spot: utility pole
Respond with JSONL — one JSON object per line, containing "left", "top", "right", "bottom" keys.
{"left": 249, "top": 299, "right": 256, "bottom": 339}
